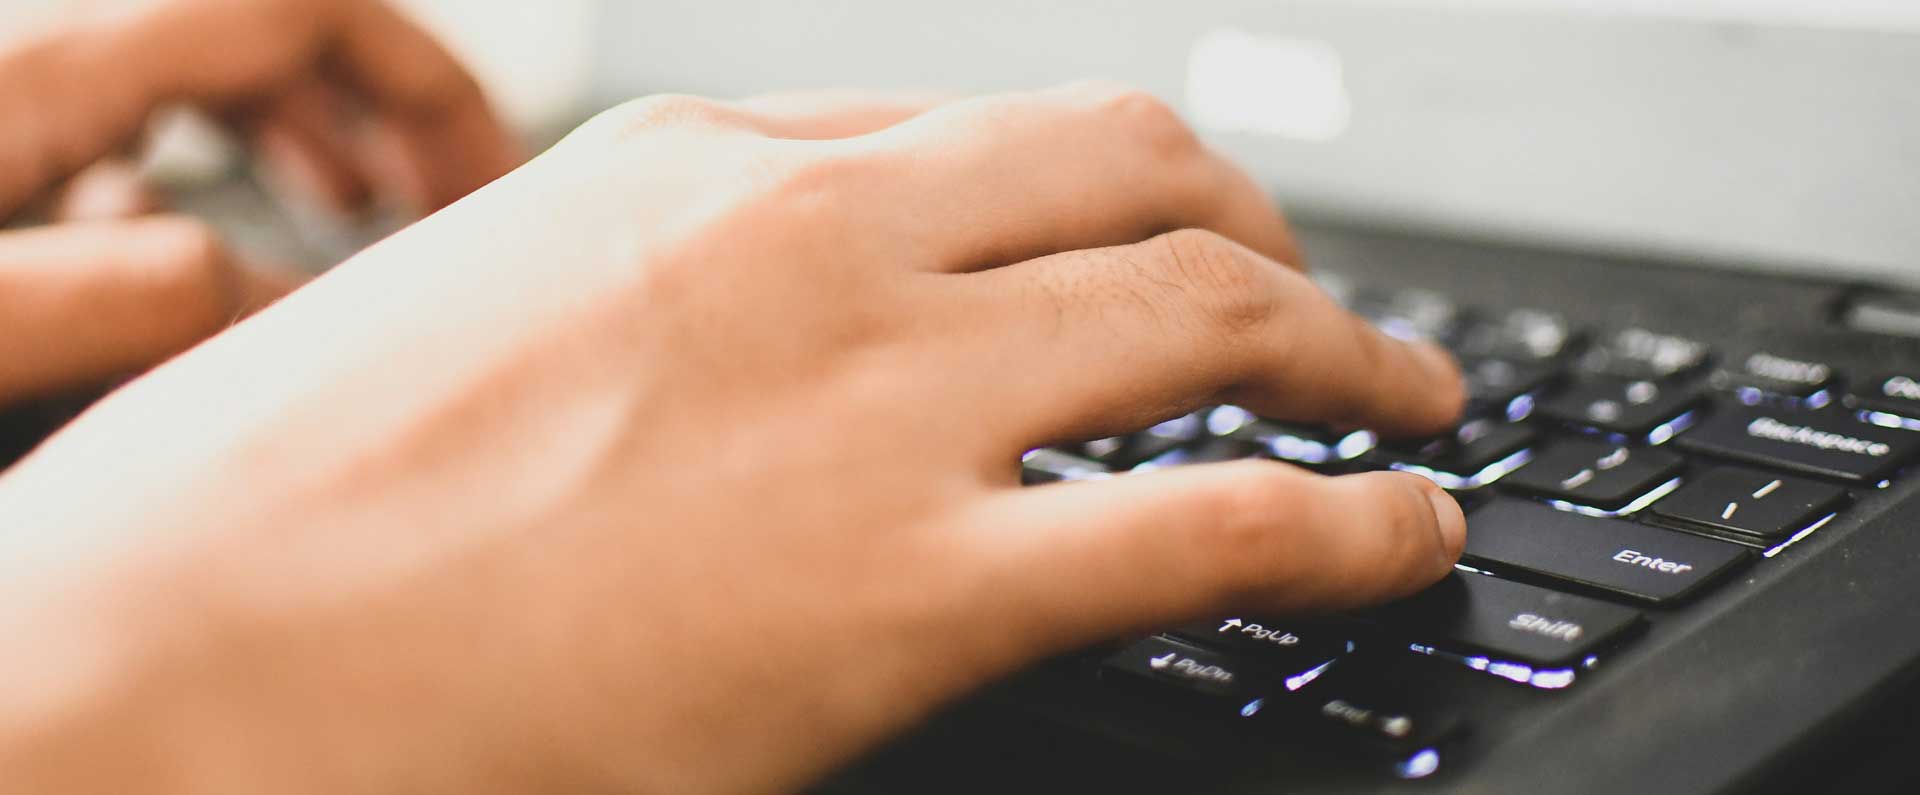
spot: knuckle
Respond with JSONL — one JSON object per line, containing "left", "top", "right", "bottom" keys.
{"left": 1346, "top": 314, "right": 1392, "bottom": 375}
{"left": 1151, "top": 229, "right": 1279, "bottom": 338}
{"left": 725, "top": 150, "right": 875, "bottom": 237}
{"left": 1080, "top": 84, "right": 1200, "bottom": 159}
{"left": 589, "top": 93, "right": 736, "bottom": 139}
{"left": 761, "top": 149, "right": 867, "bottom": 200}
{"left": 1180, "top": 462, "right": 1300, "bottom": 583}
{"left": 395, "top": 62, "right": 487, "bottom": 115}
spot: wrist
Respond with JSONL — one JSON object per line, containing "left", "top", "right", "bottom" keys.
{"left": 0, "top": 513, "right": 528, "bottom": 794}
{"left": 0, "top": 549, "right": 222, "bottom": 792}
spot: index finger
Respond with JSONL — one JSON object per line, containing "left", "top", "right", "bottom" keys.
{"left": 944, "top": 229, "right": 1465, "bottom": 451}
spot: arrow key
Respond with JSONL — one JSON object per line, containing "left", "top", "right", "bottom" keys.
{"left": 1101, "top": 637, "right": 1267, "bottom": 704}
{"left": 1169, "top": 618, "right": 1350, "bottom": 682}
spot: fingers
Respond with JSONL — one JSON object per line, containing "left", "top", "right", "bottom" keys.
{"left": 854, "top": 81, "right": 1300, "bottom": 273}
{"left": 241, "top": 77, "right": 377, "bottom": 215}
{"left": 953, "top": 229, "right": 1464, "bottom": 447}
{"left": 325, "top": 0, "right": 523, "bottom": 210}
{"left": 0, "top": 218, "right": 297, "bottom": 406}
{"left": 0, "top": 0, "right": 521, "bottom": 217}
{"left": 51, "top": 161, "right": 163, "bottom": 222}
{"left": 950, "top": 463, "right": 1464, "bottom": 655}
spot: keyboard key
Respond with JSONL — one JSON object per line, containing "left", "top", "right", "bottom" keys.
{"left": 1462, "top": 498, "right": 1751, "bottom": 603}
{"left": 1675, "top": 403, "right": 1920, "bottom": 483}
{"left": 1535, "top": 376, "right": 1705, "bottom": 438}
{"left": 1308, "top": 695, "right": 1450, "bottom": 751}
{"left": 1649, "top": 467, "right": 1849, "bottom": 542}
{"left": 1021, "top": 449, "right": 1111, "bottom": 485}
{"left": 1170, "top": 619, "right": 1348, "bottom": 680}
{"left": 1254, "top": 662, "right": 1465, "bottom": 756}
{"left": 1377, "top": 419, "right": 1536, "bottom": 486}
{"left": 1579, "top": 328, "right": 1712, "bottom": 381}
{"left": 1500, "top": 437, "right": 1683, "bottom": 511}
{"left": 1078, "top": 413, "right": 1207, "bottom": 468}
{"left": 1709, "top": 352, "right": 1838, "bottom": 402}
{"left": 1842, "top": 292, "right": 1920, "bottom": 338}
{"left": 1205, "top": 406, "right": 1372, "bottom": 467}
{"left": 1849, "top": 371, "right": 1920, "bottom": 420}
{"left": 1366, "top": 572, "right": 1643, "bottom": 668}
{"left": 1102, "top": 636, "right": 1267, "bottom": 703}
{"left": 1453, "top": 308, "right": 1581, "bottom": 361}
{"left": 1351, "top": 288, "right": 1461, "bottom": 343}
{"left": 1462, "top": 357, "right": 1564, "bottom": 410}
{"left": 1137, "top": 437, "right": 1269, "bottom": 469}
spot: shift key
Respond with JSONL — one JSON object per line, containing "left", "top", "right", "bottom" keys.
{"left": 1366, "top": 572, "right": 1643, "bottom": 668}
{"left": 1463, "top": 498, "right": 1751, "bottom": 604}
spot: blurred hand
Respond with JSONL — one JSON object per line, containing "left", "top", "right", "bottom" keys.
{"left": 0, "top": 83, "right": 1464, "bottom": 793}
{"left": 0, "top": 0, "right": 520, "bottom": 406}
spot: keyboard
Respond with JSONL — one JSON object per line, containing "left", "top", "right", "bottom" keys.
{"left": 1010, "top": 265, "right": 1920, "bottom": 783}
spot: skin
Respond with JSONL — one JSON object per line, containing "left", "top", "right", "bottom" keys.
{"left": 0, "top": 3, "right": 1469, "bottom": 793}
{"left": 0, "top": 0, "right": 520, "bottom": 406}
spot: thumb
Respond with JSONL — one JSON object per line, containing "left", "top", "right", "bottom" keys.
{"left": 953, "top": 462, "right": 1465, "bottom": 658}
{"left": 0, "top": 217, "right": 301, "bottom": 407}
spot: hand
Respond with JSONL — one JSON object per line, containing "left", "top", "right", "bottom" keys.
{"left": 0, "top": 84, "right": 1465, "bottom": 793}
{"left": 0, "top": 0, "right": 519, "bottom": 407}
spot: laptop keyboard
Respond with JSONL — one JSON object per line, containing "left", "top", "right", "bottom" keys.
{"left": 1020, "top": 282, "right": 1920, "bottom": 775}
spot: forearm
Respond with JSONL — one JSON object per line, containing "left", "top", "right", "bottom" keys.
{"left": 0, "top": 529, "right": 540, "bottom": 794}
{"left": 0, "top": 219, "right": 642, "bottom": 793}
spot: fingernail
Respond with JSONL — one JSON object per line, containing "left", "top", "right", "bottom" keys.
{"left": 1427, "top": 489, "right": 1468, "bottom": 564}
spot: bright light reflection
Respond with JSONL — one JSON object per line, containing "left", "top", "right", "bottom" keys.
{"left": 1392, "top": 448, "right": 1533, "bottom": 490}
{"left": 1506, "top": 394, "right": 1537, "bottom": 422}
{"left": 1269, "top": 435, "right": 1332, "bottom": 465}
{"left": 1409, "top": 643, "right": 1583, "bottom": 690}
{"left": 1336, "top": 430, "right": 1378, "bottom": 460}
{"left": 1207, "top": 405, "right": 1255, "bottom": 436}
{"left": 1148, "top": 413, "right": 1204, "bottom": 439}
{"left": 1646, "top": 410, "right": 1700, "bottom": 445}
{"left": 1763, "top": 513, "right": 1838, "bottom": 559}
{"left": 1863, "top": 411, "right": 1920, "bottom": 432}
{"left": 1284, "top": 658, "right": 1337, "bottom": 692}
{"left": 1549, "top": 477, "right": 1682, "bottom": 518}
{"left": 1488, "top": 661, "right": 1532, "bottom": 683}
{"left": 1529, "top": 668, "right": 1578, "bottom": 689}
{"left": 1396, "top": 749, "right": 1442, "bottom": 780}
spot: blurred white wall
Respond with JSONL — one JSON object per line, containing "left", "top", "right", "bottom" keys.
{"left": 590, "top": 0, "right": 1920, "bottom": 287}
{"left": 0, "top": 0, "right": 599, "bottom": 129}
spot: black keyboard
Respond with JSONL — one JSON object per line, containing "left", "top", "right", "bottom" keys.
{"left": 1018, "top": 281, "right": 1920, "bottom": 779}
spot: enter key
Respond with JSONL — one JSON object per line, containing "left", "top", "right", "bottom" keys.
{"left": 1462, "top": 498, "right": 1753, "bottom": 604}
